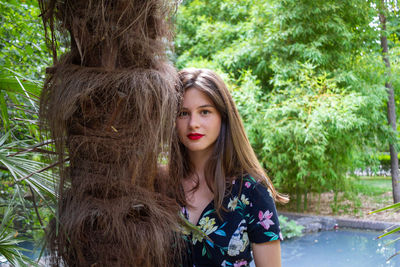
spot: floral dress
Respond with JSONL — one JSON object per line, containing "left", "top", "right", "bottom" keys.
{"left": 182, "top": 175, "right": 282, "bottom": 267}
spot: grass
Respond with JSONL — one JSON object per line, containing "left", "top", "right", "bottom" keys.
{"left": 352, "top": 176, "right": 392, "bottom": 197}
{"left": 278, "top": 175, "right": 394, "bottom": 216}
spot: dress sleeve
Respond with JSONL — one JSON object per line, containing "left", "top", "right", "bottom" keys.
{"left": 244, "top": 179, "right": 282, "bottom": 243}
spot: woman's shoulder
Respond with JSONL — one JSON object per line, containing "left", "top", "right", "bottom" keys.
{"left": 230, "top": 174, "right": 274, "bottom": 202}
{"left": 231, "top": 174, "right": 267, "bottom": 190}
{"left": 228, "top": 174, "right": 282, "bottom": 243}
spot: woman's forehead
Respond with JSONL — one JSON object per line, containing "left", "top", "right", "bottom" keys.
{"left": 182, "top": 87, "right": 215, "bottom": 108}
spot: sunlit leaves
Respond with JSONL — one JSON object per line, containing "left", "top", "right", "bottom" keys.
{"left": 175, "top": 0, "right": 276, "bottom": 89}
{"left": 0, "top": 0, "right": 50, "bottom": 80}
{"left": 233, "top": 64, "right": 388, "bottom": 211}
{"left": 175, "top": 0, "right": 393, "bottom": 211}
{"left": 271, "top": 0, "right": 376, "bottom": 74}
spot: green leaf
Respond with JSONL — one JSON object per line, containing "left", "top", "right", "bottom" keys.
{"left": 0, "top": 91, "right": 10, "bottom": 131}
{"left": 0, "top": 192, "right": 39, "bottom": 266}
{"left": 0, "top": 72, "right": 40, "bottom": 96}
{"left": 369, "top": 202, "right": 400, "bottom": 214}
{"left": 377, "top": 226, "right": 400, "bottom": 240}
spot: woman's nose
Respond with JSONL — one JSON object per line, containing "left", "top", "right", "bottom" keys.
{"left": 188, "top": 114, "right": 200, "bottom": 129}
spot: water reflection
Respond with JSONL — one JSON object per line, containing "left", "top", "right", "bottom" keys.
{"left": 281, "top": 229, "right": 400, "bottom": 267}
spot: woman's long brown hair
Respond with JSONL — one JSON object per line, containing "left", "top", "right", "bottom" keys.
{"left": 38, "top": 0, "right": 184, "bottom": 266}
{"left": 171, "top": 68, "right": 288, "bottom": 215}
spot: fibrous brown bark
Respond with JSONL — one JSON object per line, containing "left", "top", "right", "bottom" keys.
{"left": 379, "top": 1, "right": 400, "bottom": 204}
{"left": 38, "top": 1, "right": 185, "bottom": 266}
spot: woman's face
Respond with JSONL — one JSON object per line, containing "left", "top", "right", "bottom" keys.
{"left": 176, "top": 87, "right": 222, "bottom": 157}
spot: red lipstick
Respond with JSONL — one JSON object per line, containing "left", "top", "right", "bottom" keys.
{"left": 187, "top": 133, "right": 204, "bottom": 140}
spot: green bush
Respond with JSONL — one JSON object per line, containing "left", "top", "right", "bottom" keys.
{"left": 175, "top": 0, "right": 390, "bottom": 213}
{"left": 233, "top": 64, "right": 387, "bottom": 212}
{"left": 376, "top": 153, "right": 400, "bottom": 171}
{"left": 278, "top": 215, "right": 304, "bottom": 240}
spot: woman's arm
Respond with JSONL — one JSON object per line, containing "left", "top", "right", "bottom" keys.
{"left": 252, "top": 240, "right": 282, "bottom": 267}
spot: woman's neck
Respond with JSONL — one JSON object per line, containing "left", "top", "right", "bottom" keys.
{"left": 188, "top": 148, "right": 213, "bottom": 182}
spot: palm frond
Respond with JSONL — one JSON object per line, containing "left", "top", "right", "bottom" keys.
{"left": 0, "top": 194, "right": 39, "bottom": 267}
{"left": 0, "top": 70, "right": 41, "bottom": 139}
{"left": 369, "top": 202, "right": 400, "bottom": 214}
{"left": 0, "top": 132, "right": 58, "bottom": 207}
{"left": 371, "top": 203, "right": 400, "bottom": 261}
{"left": 0, "top": 150, "right": 57, "bottom": 202}
{"left": 0, "top": 70, "right": 42, "bottom": 97}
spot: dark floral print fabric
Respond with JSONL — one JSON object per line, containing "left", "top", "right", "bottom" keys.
{"left": 182, "top": 175, "right": 282, "bottom": 267}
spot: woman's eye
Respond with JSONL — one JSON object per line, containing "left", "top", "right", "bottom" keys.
{"left": 201, "top": 110, "right": 210, "bottom": 115}
{"left": 178, "top": 111, "right": 188, "bottom": 117}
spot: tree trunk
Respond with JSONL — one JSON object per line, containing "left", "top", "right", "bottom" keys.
{"left": 379, "top": 3, "right": 400, "bottom": 203}
{"left": 38, "top": 1, "right": 184, "bottom": 266}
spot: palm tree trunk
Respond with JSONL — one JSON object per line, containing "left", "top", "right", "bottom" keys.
{"left": 39, "top": 1, "right": 185, "bottom": 266}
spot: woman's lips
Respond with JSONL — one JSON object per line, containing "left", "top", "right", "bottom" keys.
{"left": 187, "top": 133, "right": 204, "bottom": 140}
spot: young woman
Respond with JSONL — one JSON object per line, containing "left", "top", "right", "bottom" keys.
{"left": 171, "top": 68, "right": 289, "bottom": 267}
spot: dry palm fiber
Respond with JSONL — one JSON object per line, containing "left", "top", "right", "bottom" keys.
{"left": 38, "top": 0, "right": 184, "bottom": 266}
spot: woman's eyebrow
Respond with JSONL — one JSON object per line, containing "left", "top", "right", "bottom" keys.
{"left": 181, "top": 104, "right": 215, "bottom": 109}
{"left": 198, "top": 104, "right": 214, "bottom": 108}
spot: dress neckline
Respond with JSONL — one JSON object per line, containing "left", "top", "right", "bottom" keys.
{"left": 184, "top": 199, "right": 214, "bottom": 226}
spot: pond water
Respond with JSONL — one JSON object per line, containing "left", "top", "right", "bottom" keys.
{"left": 281, "top": 228, "right": 400, "bottom": 267}
{"left": 19, "top": 241, "right": 42, "bottom": 259}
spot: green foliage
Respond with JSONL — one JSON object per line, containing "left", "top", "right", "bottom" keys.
{"left": 0, "top": 72, "right": 56, "bottom": 261}
{"left": 0, "top": 68, "right": 54, "bottom": 264}
{"left": 175, "top": 0, "right": 394, "bottom": 212}
{"left": 384, "top": 1, "right": 400, "bottom": 49}
{"left": 270, "top": 0, "right": 377, "bottom": 81}
{"left": 266, "top": 68, "right": 364, "bottom": 204}
{"left": 370, "top": 202, "right": 400, "bottom": 260}
{"left": 0, "top": 0, "right": 50, "bottom": 80}
{"left": 233, "top": 63, "right": 387, "bottom": 211}
{"left": 390, "top": 47, "right": 400, "bottom": 118}
{"left": 175, "top": 0, "right": 277, "bottom": 90}
{"left": 353, "top": 176, "right": 392, "bottom": 197}
{"left": 0, "top": 133, "right": 57, "bottom": 202}
{"left": 0, "top": 1, "right": 62, "bottom": 264}
{"left": 0, "top": 0, "right": 45, "bottom": 136}
{"left": 0, "top": 71, "right": 42, "bottom": 135}
{"left": 278, "top": 215, "right": 304, "bottom": 240}
{"left": 375, "top": 154, "right": 400, "bottom": 171}
{"left": 0, "top": 194, "right": 38, "bottom": 266}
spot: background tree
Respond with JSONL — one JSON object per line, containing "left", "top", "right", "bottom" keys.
{"left": 378, "top": 0, "right": 400, "bottom": 203}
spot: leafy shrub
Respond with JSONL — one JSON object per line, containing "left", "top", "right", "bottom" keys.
{"left": 175, "top": 0, "right": 389, "bottom": 213}
{"left": 376, "top": 153, "right": 400, "bottom": 171}
{"left": 278, "top": 215, "right": 304, "bottom": 240}
{"left": 233, "top": 64, "right": 387, "bottom": 212}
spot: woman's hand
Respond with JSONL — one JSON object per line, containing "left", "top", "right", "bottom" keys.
{"left": 252, "top": 240, "right": 281, "bottom": 267}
